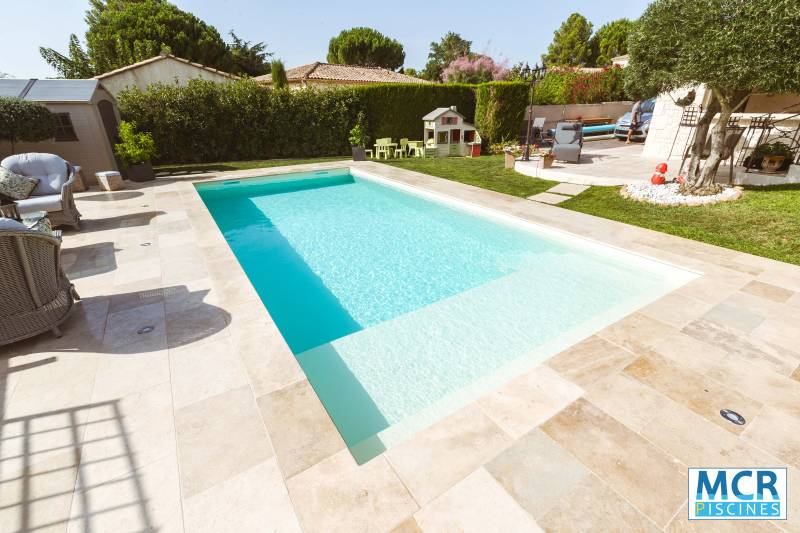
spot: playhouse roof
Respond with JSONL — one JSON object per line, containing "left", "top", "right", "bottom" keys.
{"left": 422, "top": 107, "right": 466, "bottom": 121}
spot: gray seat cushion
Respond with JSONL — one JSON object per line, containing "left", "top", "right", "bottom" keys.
{"left": 0, "top": 153, "right": 70, "bottom": 196}
{"left": 16, "top": 194, "right": 63, "bottom": 214}
{"left": 0, "top": 217, "right": 28, "bottom": 230}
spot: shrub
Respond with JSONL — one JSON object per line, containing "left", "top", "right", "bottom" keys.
{"left": 532, "top": 67, "right": 628, "bottom": 105}
{"left": 348, "top": 112, "right": 369, "bottom": 147}
{"left": 354, "top": 83, "right": 476, "bottom": 141}
{"left": 119, "top": 75, "right": 619, "bottom": 165}
{"left": 114, "top": 121, "right": 157, "bottom": 166}
{"left": 0, "top": 97, "right": 56, "bottom": 153}
{"left": 474, "top": 82, "right": 529, "bottom": 145}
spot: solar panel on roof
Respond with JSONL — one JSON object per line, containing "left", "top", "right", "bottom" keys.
{"left": 23, "top": 79, "right": 98, "bottom": 102}
{"left": 0, "top": 79, "right": 31, "bottom": 98}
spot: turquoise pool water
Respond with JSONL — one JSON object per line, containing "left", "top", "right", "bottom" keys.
{"left": 196, "top": 168, "right": 695, "bottom": 462}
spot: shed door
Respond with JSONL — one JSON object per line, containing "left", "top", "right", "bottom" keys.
{"left": 98, "top": 99, "right": 122, "bottom": 172}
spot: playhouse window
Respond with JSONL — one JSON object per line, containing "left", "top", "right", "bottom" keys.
{"left": 437, "top": 131, "right": 448, "bottom": 144}
{"left": 450, "top": 129, "right": 461, "bottom": 144}
{"left": 464, "top": 130, "right": 475, "bottom": 143}
{"left": 441, "top": 116, "right": 458, "bottom": 125}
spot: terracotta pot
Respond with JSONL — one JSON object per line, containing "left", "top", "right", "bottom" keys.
{"left": 127, "top": 161, "right": 155, "bottom": 182}
{"left": 504, "top": 152, "right": 516, "bottom": 169}
{"left": 542, "top": 155, "right": 555, "bottom": 169}
{"left": 351, "top": 147, "right": 366, "bottom": 161}
{"left": 761, "top": 155, "right": 785, "bottom": 173}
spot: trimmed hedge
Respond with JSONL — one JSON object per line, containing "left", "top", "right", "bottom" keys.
{"left": 355, "top": 83, "right": 476, "bottom": 141}
{"left": 474, "top": 82, "right": 529, "bottom": 145}
{"left": 118, "top": 74, "right": 615, "bottom": 164}
{"left": 118, "top": 79, "right": 480, "bottom": 164}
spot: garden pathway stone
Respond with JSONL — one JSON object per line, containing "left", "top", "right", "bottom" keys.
{"left": 547, "top": 183, "right": 590, "bottom": 196}
{"left": 527, "top": 192, "right": 572, "bottom": 205}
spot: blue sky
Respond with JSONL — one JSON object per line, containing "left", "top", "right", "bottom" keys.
{"left": 2, "top": 0, "right": 650, "bottom": 78}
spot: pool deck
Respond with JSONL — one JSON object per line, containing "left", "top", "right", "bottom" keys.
{"left": 2, "top": 160, "right": 799, "bottom": 532}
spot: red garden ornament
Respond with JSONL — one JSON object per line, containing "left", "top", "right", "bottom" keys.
{"left": 651, "top": 162, "right": 668, "bottom": 185}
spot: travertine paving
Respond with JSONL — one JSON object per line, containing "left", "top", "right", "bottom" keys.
{"left": 2, "top": 160, "right": 799, "bottom": 532}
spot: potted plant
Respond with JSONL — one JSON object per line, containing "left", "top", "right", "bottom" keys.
{"left": 753, "top": 142, "right": 795, "bottom": 173}
{"left": 349, "top": 112, "right": 370, "bottom": 161}
{"left": 114, "top": 121, "right": 157, "bottom": 181}
{"left": 542, "top": 151, "right": 555, "bottom": 169}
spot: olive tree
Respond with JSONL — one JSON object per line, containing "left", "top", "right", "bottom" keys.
{"left": 0, "top": 98, "right": 56, "bottom": 154}
{"left": 626, "top": 0, "right": 800, "bottom": 193}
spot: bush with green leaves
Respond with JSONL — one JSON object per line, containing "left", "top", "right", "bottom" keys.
{"left": 348, "top": 112, "right": 369, "bottom": 147}
{"left": 0, "top": 97, "right": 56, "bottom": 153}
{"left": 118, "top": 76, "right": 622, "bottom": 164}
{"left": 114, "top": 121, "right": 157, "bottom": 166}
{"left": 474, "top": 82, "right": 529, "bottom": 145}
{"left": 530, "top": 67, "right": 627, "bottom": 105}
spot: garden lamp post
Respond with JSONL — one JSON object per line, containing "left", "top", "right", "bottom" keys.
{"left": 523, "top": 63, "right": 547, "bottom": 162}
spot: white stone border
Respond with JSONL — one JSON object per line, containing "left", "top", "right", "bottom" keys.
{"left": 620, "top": 182, "right": 743, "bottom": 206}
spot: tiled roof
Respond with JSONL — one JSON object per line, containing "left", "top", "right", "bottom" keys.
{"left": 94, "top": 54, "right": 237, "bottom": 80}
{"left": 255, "top": 62, "right": 430, "bottom": 84}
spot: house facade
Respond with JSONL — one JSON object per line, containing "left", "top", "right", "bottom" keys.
{"left": 0, "top": 79, "right": 121, "bottom": 183}
{"left": 95, "top": 54, "right": 237, "bottom": 98}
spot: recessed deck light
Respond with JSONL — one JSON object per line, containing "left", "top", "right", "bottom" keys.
{"left": 720, "top": 409, "right": 746, "bottom": 425}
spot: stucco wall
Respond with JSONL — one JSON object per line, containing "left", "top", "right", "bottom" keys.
{"left": 99, "top": 57, "right": 233, "bottom": 97}
{"left": 744, "top": 93, "right": 800, "bottom": 114}
{"left": 642, "top": 87, "right": 712, "bottom": 160}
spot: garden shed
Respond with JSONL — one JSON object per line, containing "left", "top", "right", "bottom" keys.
{"left": 0, "top": 79, "right": 120, "bottom": 183}
{"left": 422, "top": 106, "right": 481, "bottom": 157}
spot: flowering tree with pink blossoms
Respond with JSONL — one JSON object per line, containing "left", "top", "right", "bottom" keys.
{"left": 441, "top": 54, "right": 509, "bottom": 84}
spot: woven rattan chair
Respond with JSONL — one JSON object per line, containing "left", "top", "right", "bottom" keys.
{"left": 0, "top": 218, "right": 79, "bottom": 345}
{"left": 1, "top": 153, "right": 82, "bottom": 229}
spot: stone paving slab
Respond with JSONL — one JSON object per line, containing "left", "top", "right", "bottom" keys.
{"left": 547, "top": 183, "right": 590, "bottom": 196}
{"left": 526, "top": 191, "right": 572, "bottom": 205}
{"left": 2, "top": 159, "right": 799, "bottom": 531}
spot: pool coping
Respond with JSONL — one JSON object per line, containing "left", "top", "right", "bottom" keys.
{"left": 11, "top": 159, "right": 799, "bottom": 532}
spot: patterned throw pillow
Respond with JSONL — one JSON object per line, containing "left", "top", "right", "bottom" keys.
{"left": 0, "top": 166, "right": 40, "bottom": 200}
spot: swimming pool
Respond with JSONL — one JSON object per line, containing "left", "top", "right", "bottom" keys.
{"left": 196, "top": 168, "right": 696, "bottom": 463}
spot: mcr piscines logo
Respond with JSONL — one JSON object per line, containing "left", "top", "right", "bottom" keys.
{"left": 689, "top": 468, "right": 787, "bottom": 520}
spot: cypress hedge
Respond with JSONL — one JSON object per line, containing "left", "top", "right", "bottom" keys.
{"left": 474, "top": 82, "right": 529, "bottom": 145}
{"left": 118, "top": 73, "right": 623, "bottom": 164}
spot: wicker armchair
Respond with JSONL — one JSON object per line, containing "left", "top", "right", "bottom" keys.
{"left": 0, "top": 218, "right": 79, "bottom": 345}
{"left": 0, "top": 153, "right": 82, "bottom": 228}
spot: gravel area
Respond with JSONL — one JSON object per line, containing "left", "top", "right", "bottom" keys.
{"left": 621, "top": 182, "right": 742, "bottom": 206}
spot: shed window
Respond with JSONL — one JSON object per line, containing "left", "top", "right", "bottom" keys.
{"left": 54, "top": 113, "right": 78, "bottom": 142}
{"left": 441, "top": 116, "right": 458, "bottom": 125}
{"left": 437, "top": 131, "right": 448, "bottom": 144}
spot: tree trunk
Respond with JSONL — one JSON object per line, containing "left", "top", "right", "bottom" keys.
{"left": 690, "top": 103, "right": 732, "bottom": 192}
{"left": 685, "top": 97, "right": 720, "bottom": 180}
{"left": 683, "top": 89, "right": 749, "bottom": 195}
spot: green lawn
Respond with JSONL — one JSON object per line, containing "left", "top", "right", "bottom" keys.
{"left": 385, "top": 155, "right": 558, "bottom": 198}
{"left": 561, "top": 184, "right": 800, "bottom": 265}
{"left": 155, "top": 156, "right": 349, "bottom": 175}
{"left": 388, "top": 155, "right": 800, "bottom": 265}
{"left": 157, "top": 154, "right": 800, "bottom": 265}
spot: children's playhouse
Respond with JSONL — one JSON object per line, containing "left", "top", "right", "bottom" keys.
{"left": 423, "top": 106, "right": 481, "bottom": 157}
